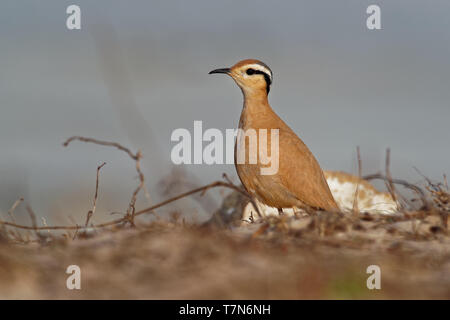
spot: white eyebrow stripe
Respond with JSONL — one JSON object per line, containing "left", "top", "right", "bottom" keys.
{"left": 244, "top": 64, "right": 272, "bottom": 80}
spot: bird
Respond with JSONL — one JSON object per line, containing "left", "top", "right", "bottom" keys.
{"left": 209, "top": 59, "right": 338, "bottom": 213}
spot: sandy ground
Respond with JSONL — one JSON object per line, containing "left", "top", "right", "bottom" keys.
{"left": 0, "top": 201, "right": 448, "bottom": 299}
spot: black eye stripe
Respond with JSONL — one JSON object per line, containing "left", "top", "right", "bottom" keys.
{"left": 245, "top": 67, "right": 272, "bottom": 94}
{"left": 246, "top": 68, "right": 270, "bottom": 78}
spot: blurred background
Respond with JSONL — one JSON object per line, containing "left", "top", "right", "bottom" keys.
{"left": 1, "top": 0, "right": 449, "bottom": 225}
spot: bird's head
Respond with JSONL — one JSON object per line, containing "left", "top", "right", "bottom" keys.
{"left": 209, "top": 59, "right": 273, "bottom": 96}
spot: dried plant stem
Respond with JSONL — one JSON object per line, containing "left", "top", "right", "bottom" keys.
{"left": 126, "top": 150, "right": 144, "bottom": 225}
{"left": 25, "top": 204, "right": 45, "bottom": 240}
{"left": 85, "top": 162, "right": 106, "bottom": 227}
{"left": 385, "top": 148, "right": 397, "bottom": 204}
{"left": 63, "top": 136, "right": 137, "bottom": 160}
{"left": 5, "top": 197, "right": 25, "bottom": 241}
{"left": 7, "top": 197, "right": 23, "bottom": 223}
{"left": 352, "top": 146, "right": 362, "bottom": 215}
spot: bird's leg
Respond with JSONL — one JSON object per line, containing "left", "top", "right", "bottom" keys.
{"left": 278, "top": 208, "right": 283, "bottom": 216}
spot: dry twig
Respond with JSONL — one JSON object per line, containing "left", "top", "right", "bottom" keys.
{"left": 7, "top": 197, "right": 23, "bottom": 223}
{"left": 352, "top": 146, "right": 362, "bottom": 215}
{"left": 385, "top": 148, "right": 398, "bottom": 204}
{"left": 63, "top": 136, "right": 137, "bottom": 160}
{"left": 85, "top": 162, "right": 106, "bottom": 227}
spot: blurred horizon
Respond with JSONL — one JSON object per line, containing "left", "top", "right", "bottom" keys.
{"left": 1, "top": 0, "right": 449, "bottom": 223}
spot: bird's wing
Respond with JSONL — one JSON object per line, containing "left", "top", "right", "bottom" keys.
{"left": 276, "top": 128, "right": 338, "bottom": 211}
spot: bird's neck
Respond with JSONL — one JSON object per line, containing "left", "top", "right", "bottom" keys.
{"left": 242, "top": 89, "right": 271, "bottom": 114}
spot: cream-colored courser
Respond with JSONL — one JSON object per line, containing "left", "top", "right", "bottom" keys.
{"left": 210, "top": 59, "right": 338, "bottom": 213}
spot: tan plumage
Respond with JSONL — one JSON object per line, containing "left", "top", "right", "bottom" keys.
{"left": 210, "top": 59, "right": 338, "bottom": 212}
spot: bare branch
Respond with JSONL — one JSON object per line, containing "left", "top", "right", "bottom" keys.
{"left": 63, "top": 136, "right": 138, "bottom": 160}
{"left": 7, "top": 197, "right": 24, "bottom": 223}
{"left": 125, "top": 150, "right": 144, "bottom": 226}
{"left": 25, "top": 204, "right": 45, "bottom": 241}
{"left": 352, "top": 146, "right": 362, "bottom": 215}
{"left": 385, "top": 148, "right": 398, "bottom": 205}
{"left": 26, "top": 205, "right": 38, "bottom": 229}
{"left": 85, "top": 162, "right": 106, "bottom": 227}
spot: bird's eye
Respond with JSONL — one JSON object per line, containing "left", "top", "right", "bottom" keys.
{"left": 246, "top": 68, "right": 255, "bottom": 75}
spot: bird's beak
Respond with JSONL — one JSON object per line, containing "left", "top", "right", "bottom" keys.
{"left": 208, "top": 68, "right": 231, "bottom": 75}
